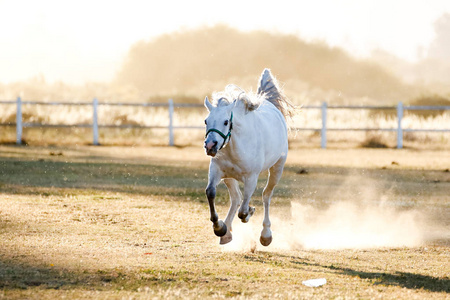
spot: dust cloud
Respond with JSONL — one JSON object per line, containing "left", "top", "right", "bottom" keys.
{"left": 223, "top": 199, "right": 426, "bottom": 252}
{"left": 222, "top": 174, "right": 434, "bottom": 252}
{"left": 274, "top": 200, "right": 425, "bottom": 250}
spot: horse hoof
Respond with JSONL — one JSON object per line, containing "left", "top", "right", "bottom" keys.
{"left": 238, "top": 211, "right": 247, "bottom": 222}
{"left": 260, "top": 235, "right": 272, "bottom": 246}
{"left": 239, "top": 206, "right": 255, "bottom": 223}
{"left": 213, "top": 221, "right": 227, "bottom": 237}
{"left": 220, "top": 233, "right": 233, "bottom": 245}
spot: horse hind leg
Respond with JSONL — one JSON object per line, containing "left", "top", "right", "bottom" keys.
{"left": 238, "top": 175, "right": 258, "bottom": 223}
{"left": 260, "top": 157, "right": 286, "bottom": 246}
{"left": 220, "top": 179, "right": 242, "bottom": 245}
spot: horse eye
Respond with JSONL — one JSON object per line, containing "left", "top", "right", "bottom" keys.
{"left": 224, "top": 120, "right": 229, "bottom": 126}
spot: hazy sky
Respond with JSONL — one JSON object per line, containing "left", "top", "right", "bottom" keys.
{"left": 1, "top": 0, "right": 450, "bottom": 84}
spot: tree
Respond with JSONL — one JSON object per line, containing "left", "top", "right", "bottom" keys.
{"left": 115, "top": 26, "right": 410, "bottom": 102}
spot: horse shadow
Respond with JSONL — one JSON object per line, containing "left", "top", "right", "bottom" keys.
{"left": 330, "top": 266, "right": 450, "bottom": 293}
{"left": 243, "top": 251, "right": 450, "bottom": 294}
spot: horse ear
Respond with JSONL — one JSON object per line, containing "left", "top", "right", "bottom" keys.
{"left": 204, "top": 96, "right": 213, "bottom": 111}
{"left": 227, "top": 99, "right": 237, "bottom": 113}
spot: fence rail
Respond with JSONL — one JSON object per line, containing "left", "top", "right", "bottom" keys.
{"left": 0, "top": 98, "right": 449, "bottom": 148}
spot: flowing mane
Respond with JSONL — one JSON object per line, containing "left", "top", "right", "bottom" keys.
{"left": 211, "top": 69, "right": 296, "bottom": 118}
{"left": 211, "top": 84, "right": 262, "bottom": 113}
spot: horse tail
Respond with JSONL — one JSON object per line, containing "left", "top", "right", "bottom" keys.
{"left": 257, "top": 68, "right": 296, "bottom": 119}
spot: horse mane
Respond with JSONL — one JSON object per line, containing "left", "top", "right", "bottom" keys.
{"left": 211, "top": 69, "right": 296, "bottom": 118}
{"left": 211, "top": 85, "right": 262, "bottom": 113}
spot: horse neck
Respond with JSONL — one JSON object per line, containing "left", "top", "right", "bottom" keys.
{"left": 224, "top": 109, "right": 250, "bottom": 155}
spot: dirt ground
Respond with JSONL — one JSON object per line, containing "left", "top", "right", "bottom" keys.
{"left": 0, "top": 145, "right": 449, "bottom": 299}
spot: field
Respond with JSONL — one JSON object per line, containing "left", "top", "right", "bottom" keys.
{"left": 0, "top": 145, "right": 449, "bottom": 299}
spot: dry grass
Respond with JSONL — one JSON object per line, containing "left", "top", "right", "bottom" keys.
{"left": 0, "top": 145, "right": 449, "bottom": 299}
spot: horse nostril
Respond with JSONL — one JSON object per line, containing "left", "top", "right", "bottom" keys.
{"left": 205, "top": 140, "right": 218, "bottom": 150}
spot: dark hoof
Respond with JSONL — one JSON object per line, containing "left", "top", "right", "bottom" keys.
{"left": 239, "top": 206, "right": 255, "bottom": 223}
{"left": 213, "top": 220, "right": 227, "bottom": 237}
{"left": 238, "top": 212, "right": 248, "bottom": 222}
{"left": 260, "top": 236, "right": 272, "bottom": 246}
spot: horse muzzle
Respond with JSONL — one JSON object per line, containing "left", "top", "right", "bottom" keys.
{"left": 204, "top": 140, "right": 218, "bottom": 157}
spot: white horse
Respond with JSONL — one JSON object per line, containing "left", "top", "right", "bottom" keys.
{"left": 204, "top": 69, "right": 295, "bottom": 246}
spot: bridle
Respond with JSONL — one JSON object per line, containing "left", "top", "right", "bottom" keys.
{"left": 205, "top": 112, "right": 233, "bottom": 150}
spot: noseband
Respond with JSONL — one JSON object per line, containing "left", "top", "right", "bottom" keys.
{"left": 205, "top": 112, "right": 233, "bottom": 150}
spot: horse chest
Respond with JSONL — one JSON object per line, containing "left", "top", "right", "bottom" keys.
{"left": 215, "top": 158, "right": 257, "bottom": 181}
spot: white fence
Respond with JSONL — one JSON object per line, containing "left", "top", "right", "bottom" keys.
{"left": 1, "top": 98, "right": 449, "bottom": 148}
{"left": 300, "top": 102, "right": 450, "bottom": 148}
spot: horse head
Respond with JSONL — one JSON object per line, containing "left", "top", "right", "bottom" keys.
{"left": 204, "top": 96, "right": 235, "bottom": 157}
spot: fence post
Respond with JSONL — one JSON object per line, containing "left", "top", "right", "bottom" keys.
{"left": 168, "top": 99, "right": 174, "bottom": 146}
{"left": 397, "top": 101, "right": 403, "bottom": 149}
{"left": 93, "top": 98, "right": 99, "bottom": 145}
{"left": 16, "top": 97, "right": 22, "bottom": 145}
{"left": 321, "top": 101, "right": 327, "bottom": 149}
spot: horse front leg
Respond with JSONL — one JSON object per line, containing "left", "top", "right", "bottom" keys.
{"left": 206, "top": 164, "right": 227, "bottom": 237}
{"left": 238, "top": 174, "right": 258, "bottom": 223}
